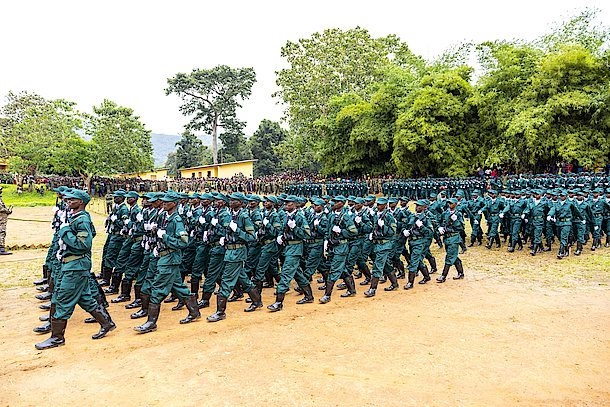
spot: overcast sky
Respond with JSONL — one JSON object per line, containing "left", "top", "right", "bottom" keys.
{"left": 1, "top": 0, "right": 608, "bottom": 137}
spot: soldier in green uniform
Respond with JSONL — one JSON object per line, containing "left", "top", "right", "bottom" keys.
{"left": 547, "top": 189, "right": 583, "bottom": 259}
{"left": 364, "top": 197, "right": 398, "bottom": 297}
{"left": 35, "top": 189, "right": 115, "bottom": 350}
{"left": 320, "top": 196, "right": 359, "bottom": 303}
{"left": 134, "top": 191, "right": 200, "bottom": 333}
{"left": 101, "top": 189, "right": 129, "bottom": 288}
{"left": 467, "top": 190, "right": 485, "bottom": 246}
{"left": 403, "top": 199, "right": 433, "bottom": 289}
{"left": 528, "top": 190, "right": 549, "bottom": 256}
{"left": 266, "top": 195, "right": 311, "bottom": 312}
{"left": 298, "top": 198, "right": 328, "bottom": 303}
{"left": 345, "top": 197, "right": 372, "bottom": 285}
{"left": 250, "top": 196, "right": 282, "bottom": 300}
{"left": 573, "top": 190, "right": 592, "bottom": 255}
{"left": 111, "top": 191, "right": 143, "bottom": 302}
{"left": 436, "top": 198, "right": 465, "bottom": 282}
{"left": 505, "top": 190, "right": 528, "bottom": 252}
{"left": 190, "top": 193, "right": 215, "bottom": 307}
{"left": 207, "top": 192, "right": 263, "bottom": 321}
{"left": 482, "top": 190, "right": 506, "bottom": 249}
{"left": 589, "top": 188, "right": 609, "bottom": 250}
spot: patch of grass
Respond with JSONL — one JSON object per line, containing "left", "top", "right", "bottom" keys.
{"left": 1, "top": 184, "right": 58, "bottom": 207}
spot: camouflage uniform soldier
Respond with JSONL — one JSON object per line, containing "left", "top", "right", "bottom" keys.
{"left": 0, "top": 186, "right": 13, "bottom": 255}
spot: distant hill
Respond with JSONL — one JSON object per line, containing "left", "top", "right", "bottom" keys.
{"left": 151, "top": 133, "right": 212, "bottom": 167}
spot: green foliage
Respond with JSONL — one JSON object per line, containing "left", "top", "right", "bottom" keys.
{"left": 88, "top": 99, "right": 154, "bottom": 176}
{"left": 175, "top": 131, "right": 212, "bottom": 169}
{"left": 166, "top": 65, "right": 256, "bottom": 164}
{"left": 248, "top": 119, "right": 288, "bottom": 176}
{"left": 219, "top": 125, "right": 252, "bottom": 163}
{"left": 0, "top": 184, "right": 57, "bottom": 207}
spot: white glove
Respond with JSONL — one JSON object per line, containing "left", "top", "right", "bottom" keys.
{"left": 313, "top": 219, "right": 320, "bottom": 226}
{"left": 499, "top": 213, "right": 504, "bottom": 219}
{"left": 474, "top": 220, "right": 479, "bottom": 225}
{"left": 276, "top": 236, "right": 284, "bottom": 245}
{"left": 178, "top": 207, "right": 184, "bottom": 215}
{"left": 263, "top": 218, "right": 269, "bottom": 226}
{"left": 369, "top": 233, "right": 373, "bottom": 240}
{"left": 368, "top": 208, "right": 374, "bottom": 216}
{"left": 229, "top": 220, "right": 238, "bottom": 232}
{"left": 354, "top": 216, "right": 362, "bottom": 224}
{"left": 157, "top": 229, "right": 166, "bottom": 238}
{"left": 377, "top": 219, "right": 384, "bottom": 227}
{"left": 150, "top": 222, "right": 157, "bottom": 230}
{"left": 551, "top": 217, "right": 556, "bottom": 222}
{"left": 219, "top": 237, "right": 225, "bottom": 246}
{"left": 415, "top": 219, "right": 423, "bottom": 228}
{"left": 144, "top": 222, "right": 151, "bottom": 231}
{"left": 546, "top": 216, "right": 552, "bottom": 222}
{"left": 211, "top": 218, "right": 218, "bottom": 226}
{"left": 438, "top": 227, "right": 445, "bottom": 235}
{"left": 144, "top": 242, "right": 150, "bottom": 251}
{"left": 136, "top": 213, "right": 144, "bottom": 222}
{"left": 324, "top": 208, "right": 329, "bottom": 214}
{"left": 594, "top": 226, "right": 599, "bottom": 231}
{"left": 203, "top": 231, "right": 209, "bottom": 242}
{"left": 403, "top": 229, "right": 410, "bottom": 237}
{"left": 52, "top": 206, "right": 59, "bottom": 213}
{"left": 332, "top": 225, "right": 341, "bottom": 233}
{"left": 451, "top": 214, "right": 458, "bottom": 221}
{"left": 477, "top": 210, "right": 483, "bottom": 215}
{"left": 324, "top": 240, "right": 328, "bottom": 252}
{"left": 59, "top": 223, "right": 69, "bottom": 230}
{"left": 199, "top": 216, "right": 206, "bottom": 224}
{"left": 186, "top": 210, "right": 192, "bottom": 217}
{"left": 153, "top": 247, "right": 159, "bottom": 257}
{"left": 520, "top": 214, "right": 525, "bottom": 219}
{"left": 581, "top": 220, "right": 586, "bottom": 224}
{"left": 287, "top": 219, "right": 297, "bottom": 229}
{"left": 524, "top": 219, "right": 528, "bottom": 223}
{"left": 190, "top": 230, "right": 195, "bottom": 237}
{"left": 123, "top": 219, "right": 130, "bottom": 225}
{"left": 111, "top": 214, "right": 117, "bottom": 221}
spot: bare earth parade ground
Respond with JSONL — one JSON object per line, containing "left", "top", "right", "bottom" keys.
{"left": 0, "top": 207, "right": 609, "bottom": 406}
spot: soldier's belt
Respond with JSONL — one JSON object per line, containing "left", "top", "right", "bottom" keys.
{"left": 286, "top": 240, "right": 302, "bottom": 245}
{"left": 158, "top": 249, "right": 176, "bottom": 257}
{"left": 225, "top": 243, "right": 246, "bottom": 250}
{"left": 444, "top": 232, "right": 459, "bottom": 237}
{"left": 208, "top": 241, "right": 223, "bottom": 247}
{"left": 132, "top": 236, "right": 143, "bottom": 242}
{"left": 533, "top": 216, "right": 544, "bottom": 220}
{"left": 558, "top": 218, "right": 571, "bottom": 222}
{"left": 374, "top": 239, "right": 389, "bottom": 244}
{"left": 62, "top": 254, "right": 86, "bottom": 263}
{"left": 593, "top": 214, "right": 602, "bottom": 218}
{"left": 306, "top": 238, "right": 324, "bottom": 244}
{"left": 262, "top": 238, "right": 277, "bottom": 245}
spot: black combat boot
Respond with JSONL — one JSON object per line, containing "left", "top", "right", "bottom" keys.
{"left": 198, "top": 291, "right": 212, "bottom": 309}
{"left": 404, "top": 272, "right": 416, "bottom": 289}
{"left": 99, "top": 267, "right": 112, "bottom": 287}
{"left": 557, "top": 245, "right": 565, "bottom": 259}
{"left": 359, "top": 264, "right": 372, "bottom": 285}
{"left": 36, "top": 284, "right": 49, "bottom": 292}
{"left": 574, "top": 242, "right": 583, "bottom": 256}
{"left": 436, "top": 265, "right": 451, "bottom": 283}
{"left": 267, "top": 292, "right": 285, "bottom": 312}
{"left": 244, "top": 286, "right": 263, "bottom": 312}
{"left": 517, "top": 238, "right": 523, "bottom": 251}
{"left": 336, "top": 282, "right": 347, "bottom": 290}
{"left": 394, "top": 260, "right": 405, "bottom": 279}
{"left": 130, "top": 293, "right": 150, "bottom": 319}
{"left": 453, "top": 259, "right": 465, "bottom": 279}
{"left": 34, "top": 303, "right": 55, "bottom": 334}
{"left": 179, "top": 295, "right": 201, "bottom": 324}
{"left": 111, "top": 279, "right": 132, "bottom": 303}
{"left": 340, "top": 275, "right": 357, "bottom": 297}
{"left": 384, "top": 272, "right": 399, "bottom": 291}
{"left": 364, "top": 276, "right": 379, "bottom": 297}
{"left": 35, "top": 318, "right": 67, "bottom": 350}
{"left": 164, "top": 292, "right": 177, "bottom": 303}
{"left": 228, "top": 284, "right": 244, "bottom": 302}
{"left": 207, "top": 296, "right": 228, "bottom": 322}
{"left": 495, "top": 235, "right": 501, "bottom": 248}
{"left": 418, "top": 264, "right": 431, "bottom": 284}
{"left": 35, "top": 291, "right": 52, "bottom": 301}
{"left": 468, "top": 236, "right": 476, "bottom": 247}
{"left": 89, "top": 305, "right": 116, "bottom": 339}
{"left": 485, "top": 237, "right": 493, "bottom": 249}
{"left": 33, "top": 265, "right": 49, "bottom": 286}
{"left": 134, "top": 302, "right": 160, "bottom": 333}
{"left": 530, "top": 243, "right": 539, "bottom": 256}
{"left": 319, "top": 281, "right": 335, "bottom": 303}
{"left": 296, "top": 284, "right": 314, "bottom": 304}
{"left": 459, "top": 241, "right": 467, "bottom": 254}
{"left": 103, "top": 271, "right": 121, "bottom": 294}
{"left": 427, "top": 256, "right": 437, "bottom": 274}
{"left": 125, "top": 285, "right": 142, "bottom": 309}
{"left": 171, "top": 297, "right": 185, "bottom": 311}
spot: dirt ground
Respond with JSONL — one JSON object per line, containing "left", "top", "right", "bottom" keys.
{"left": 0, "top": 207, "right": 609, "bottom": 406}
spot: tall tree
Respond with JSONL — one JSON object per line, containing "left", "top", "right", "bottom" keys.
{"left": 88, "top": 99, "right": 154, "bottom": 176}
{"left": 248, "top": 119, "right": 288, "bottom": 176}
{"left": 218, "top": 125, "right": 252, "bottom": 163}
{"left": 166, "top": 65, "right": 256, "bottom": 164}
{"left": 175, "top": 131, "right": 212, "bottom": 169}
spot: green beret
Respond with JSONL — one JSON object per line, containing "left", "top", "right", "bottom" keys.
{"left": 160, "top": 191, "right": 181, "bottom": 202}
{"left": 229, "top": 192, "right": 246, "bottom": 201}
{"left": 312, "top": 198, "right": 325, "bottom": 206}
{"left": 415, "top": 199, "right": 428, "bottom": 207}
{"left": 52, "top": 186, "right": 68, "bottom": 193}
{"left": 347, "top": 195, "right": 357, "bottom": 202}
{"left": 284, "top": 195, "right": 298, "bottom": 203}
{"left": 354, "top": 197, "right": 365, "bottom": 204}
{"left": 112, "top": 189, "right": 126, "bottom": 197}
{"left": 376, "top": 197, "right": 389, "bottom": 205}
{"left": 488, "top": 190, "right": 497, "bottom": 195}
{"left": 447, "top": 197, "right": 458, "bottom": 204}
{"left": 125, "top": 191, "right": 140, "bottom": 199}
{"left": 63, "top": 188, "right": 91, "bottom": 205}
{"left": 265, "top": 196, "right": 279, "bottom": 204}
{"left": 388, "top": 197, "right": 399, "bottom": 204}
